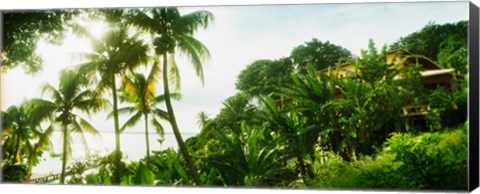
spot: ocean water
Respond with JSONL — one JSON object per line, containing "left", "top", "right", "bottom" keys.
{"left": 32, "top": 131, "right": 198, "bottom": 175}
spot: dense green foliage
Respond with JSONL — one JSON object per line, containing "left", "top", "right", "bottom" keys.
{"left": 390, "top": 21, "right": 468, "bottom": 73}
{"left": 1, "top": 102, "right": 53, "bottom": 181}
{"left": 2, "top": 10, "right": 77, "bottom": 73}
{"left": 291, "top": 39, "right": 353, "bottom": 73}
{"left": 308, "top": 124, "right": 468, "bottom": 190}
{"left": 236, "top": 58, "right": 294, "bottom": 97}
{"left": 1, "top": 8, "right": 469, "bottom": 190}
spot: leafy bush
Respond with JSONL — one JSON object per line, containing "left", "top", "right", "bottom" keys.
{"left": 308, "top": 124, "right": 468, "bottom": 190}
{"left": 148, "top": 148, "right": 194, "bottom": 186}
{"left": 212, "top": 122, "right": 293, "bottom": 187}
{"left": 386, "top": 123, "right": 468, "bottom": 190}
{"left": 81, "top": 151, "right": 130, "bottom": 185}
{"left": 308, "top": 151, "right": 408, "bottom": 189}
{"left": 2, "top": 163, "right": 28, "bottom": 182}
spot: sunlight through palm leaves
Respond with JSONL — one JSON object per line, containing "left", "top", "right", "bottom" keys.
{"left": 73, "top": 24, "right": 149, "bottom": 183}
{"left": 29, "top": 71, "right": 108, "bottom": 184}
{"left": 127, "top": 8, "right": 214, "bottom": 185}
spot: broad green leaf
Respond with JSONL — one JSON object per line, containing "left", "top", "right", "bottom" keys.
{"left": 85, "top": 174, "right": 100, "bottom": 184}
{"left": 134, "top": 163, "right": 154, "bottom": 185}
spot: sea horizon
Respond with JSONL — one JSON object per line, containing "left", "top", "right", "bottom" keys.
{"left": 32, "top": 131, "right": 199, "bottom": 175}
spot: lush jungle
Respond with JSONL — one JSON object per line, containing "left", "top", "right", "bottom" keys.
{"left": 1, "top": 7, "right": 468, "bottom": 190}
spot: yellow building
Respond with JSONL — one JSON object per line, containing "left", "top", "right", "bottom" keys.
{"left": 321, "top": 49, "right": 456, "bottom": 90}
{"left": 320, "top": 63, "right": 358, "bottom": 78}
{"left": 320, "top": 49, "right": 457, "bottom": 130}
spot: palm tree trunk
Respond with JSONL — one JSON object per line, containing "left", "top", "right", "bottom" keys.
{"left": 296, "top": 153, "right": 307, "bottom": 183}
{"left": 60, "top": 124, "right": 68, "bottom": 184}
{"left": 144, "top": 113, "right": 150, "bottom": 161}
{"left": 162, "top": 54, "right": 201, "bottom": 185}
{"left": 26, "top": 154, "right": 34, "bottom": 179}
{"left": 111, "top": 76, "right": 122, "bottom": 184}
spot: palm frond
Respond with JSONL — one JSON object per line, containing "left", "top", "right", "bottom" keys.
{"left": 177, "top": 36, "right": 210, "bottom": 84}
{"left": 120, "top": 111, "right": 142, "bottom": 132}
{"left": 94, "top": 79, "right": 110, "bottom": 96}
{"left": 151, "top": 117, "right": 165, "bottom": 139}
{"left": 120, "top": 75, "right": 138, "bottom": 102}
{"left": 33, "top": 125, "right": 54, "bottom": 155}
{"left": 75, "top": 126, "right": 92, "bottom": 159}
{"left": 146, "top": 59, "right": 161, "bottom": 95}
{"left": 58, "top": 71, "right": 87, "bottom": 102}
{"left": 147, "top": 58, "right": 161, "bottom": 84}
{"left": 152, "top": 108, "right": 169, "bottom": 120}
{"left": 68, "top": 121, "right": 92, "bottom": 159}
{"left": 75, "top": 96, "right": 110, "bottom": 114}
{"left": 124, "top": 9, "right": 158, "bottom": 34}
{"left": 74, "top": 60, "right": 105, "bottom": 84}
{"left": 179, "top": 35, "right": 211, "bottom": 61}
{"left": 106, "top": 106, "right": 137, "bottom": 119}
{"left": 27, "top": 98, "right": 58, "bottom": 125}
{"left": 152, "top": 92, "right": 181, "bottom": 103}
{"left": 77, "top": 116, "right": 100, "bottom": 136}
{"left": 168, "top": 54, "right": 181, "bottom": 91}
{"left": 117, "top": 35, "right": 149, "bottom": 70}
{"left": 40, "top": 83, "right": 63, "bottom": 102}
{"left": 176, "top": 10, "right": 214, "bottom": 34}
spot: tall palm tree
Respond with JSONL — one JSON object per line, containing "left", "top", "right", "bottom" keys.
{"left": 1, "top": 102, "right": 53, "bottom": 180}
{"left": 29, "top": 71, "right": 108, "bottom": 184}
{"left": 128, "top": 8, "right": 214, "bottom": 185}
{"left": 115, "top": 62, "right": 179, "bottom": 161}
{"left": 74, "top": 25, "right": 149, "bottom": 183}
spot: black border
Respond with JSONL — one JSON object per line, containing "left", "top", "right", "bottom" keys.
{"left": 469, "top": 1, "right": 480, "bottom": 192}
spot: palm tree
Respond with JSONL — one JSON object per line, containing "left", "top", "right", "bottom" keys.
{"left": 74, "top": 25, "right": 149, "bottom": 183}
{"left": 29, "top": 71, "right": 108, "bottom": 184}
{"left": 217, "top": 93, "right": 257, "bottom": 135}
{"left": 127, "top": 8, "right": 214, "bottom": 185}
{"left": 1, "top": 102, "right": 53, "bottom": 180}
{"left": 196, "top": 111, "right": 210, "bottom": 129}
{"left": 213, "top": 122, "right": 290, "bottom": 186}
{"left": 115, "top": 62, "right": 179, "bottom": 161}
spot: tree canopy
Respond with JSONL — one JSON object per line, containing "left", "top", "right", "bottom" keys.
{"left": 290, "top": 38, "right": 353, "bottom": 73}
{"left": 2, "top": 10, "right": 77, "bottom": 73}
{"left": 390, "top": 20, "right": 468, "bottom": 73}
{"left": 236, "top": 58, "right": 294, "bottom": 97}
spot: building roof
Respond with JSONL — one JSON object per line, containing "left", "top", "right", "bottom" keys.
{"left": 320, "top": 49, "right": 449, "bottom": 75}
{"left": 319, "top": 63, "right": 353, "bottom": 72}
{"left": 420, "top": 69, "right": 455, "bottom": 77}
{"left": 388, "top": 49, "right": 442, "bottom": 70}
{"left": 388, "top": 48, "right": 415, "bottom": 56}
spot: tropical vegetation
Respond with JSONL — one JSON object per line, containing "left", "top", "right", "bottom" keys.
{"left": 0, "top": 7, "right": 469, "bottom": 191}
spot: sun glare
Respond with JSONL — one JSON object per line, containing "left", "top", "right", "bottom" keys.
{"left": 87, "top": 20, "right": 110, "bottom": 40}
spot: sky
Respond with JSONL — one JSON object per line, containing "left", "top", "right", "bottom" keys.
{"left": 0, "top": 0, "right": 475, "bottom": 193}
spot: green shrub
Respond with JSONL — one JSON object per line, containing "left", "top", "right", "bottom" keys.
{"left": 385, "top": 123, "right": 468, "bottom": 190}
{"left": 2, "top": 163, "right": 28, "bottom": 182}
{"left": 148, "top": 148, "right": 193, "bottom": 185}
{"left": 308, "top": 124, "right": 468, "bottom": 190}
{"left": 308, "top": 151, "right": 408, "bottom": 189}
